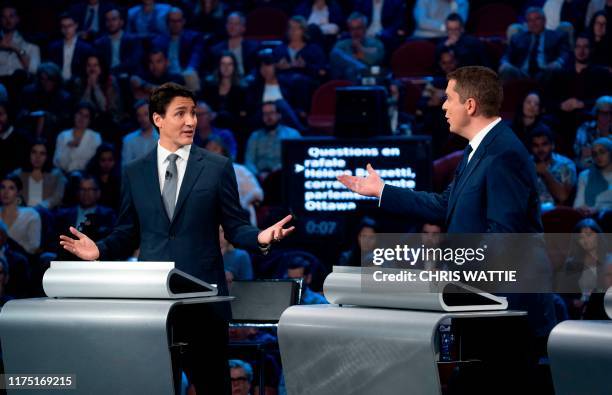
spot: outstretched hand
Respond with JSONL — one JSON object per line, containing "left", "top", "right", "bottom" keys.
{"left": 59, "top": 227, "right": 100, "bottom": 261}
{"left": 257, "top": 214, "right": 295, "bottom": 245}
{"left": 337, "top": 164, "right": 384, "bottom": 198}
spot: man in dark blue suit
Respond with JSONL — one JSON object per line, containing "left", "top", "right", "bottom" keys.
{"left": 60, "top": 83, "right": 294, "bottom": 394}
{"left": 209, "top": 12, "right": 259, "bottom": 76}
{"left": 68, "top": 0, "right": 114, "bottom": 39}
{"left": 94, "top": 7, "right": 143, "bottom": 76}
{"left": 46, "top": 13, "right": 94, "bottom": 81}
{"left": 338, "top": 66, "right": 556, "bottom": 355}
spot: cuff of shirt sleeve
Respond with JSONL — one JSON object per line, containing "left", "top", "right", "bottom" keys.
{"left": 377, "top": 183, "right": 386, "bottom": 207}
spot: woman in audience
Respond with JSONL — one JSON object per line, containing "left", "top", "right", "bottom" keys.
{"left": 562, "top": 218, "right": 609, "bottom": 318}
{"left": 273, "top": 15, "right": 327, "bottom": 114}
{"left": 12, "top": 140, "right": 66, "bottom": 209}
{"left": 574, "top": 137, "right": 612, "bottom": 215}
{"left": 587, "top": 11, "right": 611, "bottom": 68}
{"left": 510, "top": 91, "right": 552, "bottom": 147}
{"left": 338, "top": 217, "right": 378, "bottom": 267}
{"left": 201, "top": 51, "right": 247, "bottom": 131}
{"left": 574, "top": 96, "right": 612, "bottom": 170}
{"left": 86, "top": 143, "right": 121, "bottom": 210}
{"left": 205, "top": 135, "right": 263, "bottom": 225}
{"left": 53, "top": 102, "right": 102, "bottom": 173}
{"left": 75, "top": 54, "right": 123, "bottom": 131}
{"left": 294, "top": 0, "right": 344, "bottom": 50}
{"left": 0, "top": 174, "right": 41, "bottom": 255}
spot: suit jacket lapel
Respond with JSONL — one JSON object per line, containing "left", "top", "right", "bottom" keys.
{"left": 143, "top": 148, "right": 171, "bottom": 227}
{"left": 172, "top": 146, "right": 205, "bottom": 223}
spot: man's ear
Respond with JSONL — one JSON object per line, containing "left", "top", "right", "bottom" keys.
{"left": 152, "top": 112, "right": 163, "bottom": 129}
{"left": 465, "top": 98, "right": 477, "bottom": 116}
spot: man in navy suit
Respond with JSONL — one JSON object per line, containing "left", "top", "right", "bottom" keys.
{"left": 338, "top": 66, "right": 556, "bottom": 353}
{"left": 209, "top": 12, "right": 259, "bottom": 76}
{"left": 94, "top": 7, "right": 143, "bottom": 76}
{"left": 46, "top": 13, "right": 94, "bottom": 81}
{"left": 68, "top": 0, "right": 114, "bottom": 39}
{"left": 60, "top": 83, "right": 294, "bottom": 394}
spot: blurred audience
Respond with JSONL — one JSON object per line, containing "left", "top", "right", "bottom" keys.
{"left": 574, "top": 96, "right": 612, "bottom": 169}
{"left": 0, "top": 174, "right": 41, "bottom": 255}
{"left": 122, "top": 99, "right": 159, "bottom": 166}
{"left": 574, "top": 136, "right": 612, "bottom": 214}
{"left": 412, "top": 0, "right": 469, "bottom": 39}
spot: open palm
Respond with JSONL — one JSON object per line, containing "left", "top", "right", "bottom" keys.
{"left": 337, "top": 164, "right": 384, "bottom": 198}
{"left": 59, "top": 227, "right": 100, "bottom": 260}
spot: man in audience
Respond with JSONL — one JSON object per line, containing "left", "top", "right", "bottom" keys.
{"left": 54, "top": 175, "right": 116, "bottom": 250}
{"left": 193, "top": 101, "right": 237, "bottom": 160}
{"left": 530, "top": 127, "right": 577, "bottom": 210}
{"left": 355, "top": 0, "right": 406, "bottom": 52}
{"left": 412, "top": 0, "right": 469, "bottom": 39}
{"left": 210, "top": 12, "right": 259, "bottom": 77}
{"left": 436, "top": 13, "right": 489, "bottom": 68}
{"left": 126, "top": 0, "right": 171, "bottom": 38}
{"left": 574, "top": 96, "right": 612, "bottom": 170}
{"left": 0, "top": 4, "right": 40, "bottom": 92}
{"left": 94, "top": 7, "right": 143, "bottom": 77}
{"left": 130, "top": 47, "right": 184, "bottom": 99}
{"left": 122, "top": 100, "right": 159, "bottom": 166}
{"left": 68, "top": 0, "right": 113, "bottom": 40}
{"left": 245, "top": 101, "right": 301, "bottom": 181}
{"left": 285, "top": 257, "right": 328, "bottom": 305}
{"left": 46, "top": 13, "right": 94, "bottom": 81}
{"left": 229, "top": 359, "right": 253, "bottom": 395}
{"left": 330, "top": 12, "right": 385, "bottom": 82}
{"left": 152, "top": 7, "right": 204, "bottom": 92}
{"left": 499, "top": 7, "right": 571, "bottom": 82}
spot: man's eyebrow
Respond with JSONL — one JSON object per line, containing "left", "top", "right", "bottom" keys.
{"left": 173, "top": 105, "right": 194, "bottom": 111}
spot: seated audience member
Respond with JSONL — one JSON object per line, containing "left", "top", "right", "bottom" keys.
{"left": 206, "top": 135, "right": 262, "bottom": 225}
{"left": 0, "top": 256, "right": 15, "bottom": 305}
{"left": 585, "top": 0, "right": 612, "bottom": 29}
{"left": 126, "top": 0, "right": 171, "bottom": 38}
{"left": 19, "top": 63, "right": 74, "bottom": 141}
{"left": 510, "top": 91, "right": 551, "bottom": 147}
{"left": 200, "top": 51, "right": 247, "bottom": 131}
{"left": 0, "top": 4, "right": 41, "bottom": 82}
{"left": 209, "top": 12, "right": 259, "bottom": 77}
{"left": 46, "top": 13, "right": 94, "bottom": 82}
{"left": 531, "top": 127, "right": 577, "bottom": 210}
{"left": 420, "top": 222, "right": 444, "bottom": 270}
{"left": 54, "top": 102, "right": 102, "bottom": 173}
{"left": 339, "top": 216, "right": 377, "bottom": 267}
{"left": 0, "top": 101, "right": 29, "bottom": 178}
{"left": 75, "top": 54, "right": 122, "bottom": 127}
{"left": 562, "top": 219, "right": 608, "bottom": 318}
{"left": 499, "top": 7, "right": 570, "bottom": 82}
{"left": 329, "top": 12, "right": 384, "bottom": 82}
{"left": 587, "top": 11, "right": 612, "bottom": 68}
{"left": 245, "top": 101, "right": 301, "bottom": 181}
{"left": 68, "top": 0, "right": 113, "bottom": 40}
{"left": 94, "top": 7, "right": 143, "bottom": 77}
{"left": 574, "top": 137, "right": 612, "bottom": 214}
{"left": 122, "top": 100, "right": 159, "bottom": 166}
{"left": 0, "top": 220, "right": 30, "bottom": 299}
{"left": 582, "top": 257, "right": 612, "bottom": 319}
{"left": 543, "top": 0, "right": 587, "bottom": 34}
{"left": 152, "top": 7, "right": 204, "bottom": 92}
{"left": 294, "top": 0, "right": 344, "bottom": 37}
{"left": 130, "top": 47, "right": 185, "bottom": 100}
{"left": 220, "top": 226, "right": 254, "bottom": 287}
{"left": 575, "top": 96, "right": 612, "bottom": 170}
{"left": 12, "top": 140, "right": 66, "bottom": 209}
{"left": 355, "top": 0, "right": 406, "bottom": 49}
{"left": 435, "top": 13, "right": 489, "bottom": 68}
{"left": 247, "top": 50, "right": 305, "bottom": 131}
{"left": 86, "top": 143, "right": 120, "bottom": 210}
{"left": 187, "top": 0, "right": 227, "bottom": 42}
{"left": 229, "top": 359, "right": 254, "bottom": 395}
{"left": 0, "top": 175, "right": 41, "bottom": 255}
{"left": 193, "top": 101, "right": 237, "bottom": 160}
{"left": 387, "top": 79, "right": 413, "bottom": 135}
{"left": 285, "top": 256, "right": 328, "bottom": 304}
{"left": 412, "top": 0, "right": 469, "bottom": 39}
{"left": 54, "top": 174, "right": 116, "bottom": 249}
{"left": 273, "top": 15, "right": 327, "bottom": 110}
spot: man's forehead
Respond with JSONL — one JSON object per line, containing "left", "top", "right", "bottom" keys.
{"left": 168, "top": 97, "right": 196, "bottom": 109}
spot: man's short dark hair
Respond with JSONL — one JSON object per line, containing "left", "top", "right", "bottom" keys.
{"left": 575, "top": 32, "right": 591, "bottom": 46}
{"left": 446, "top": 13, "right": 464, "bottom": 26}
{"left": 133, "top": 99, "right": 148, "bottom": 112}
{"left": 148, "top": 82, "right": 196, "bottom": 125}
{"left": 262, "top": 101, "right": 278, "bottom": 112}
{"left": 104, "top": 6, "right": 126, "bottom": 21}
{"left": 79, "top": 173, "right": 100, "bottom": 190}
{"left": 58, "top": 12, "right": 76, "bottom": 24}
{"left": 446, "top": 66, "right": 503, "bottom": 117}
{"left": 148, "top": 46, "right": 167, "bottom": 59}
{"left": 347, "top": 11, "right": 368, "bottom": 26}
{"left": 529, "top": 124, "right": 555, "bottom": 144}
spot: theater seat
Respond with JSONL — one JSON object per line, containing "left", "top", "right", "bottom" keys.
{"left": 468, "top": 3, "right": 518, "bottom": 38}
{"left": 245, "top": 7, "right": 288, "bottom": 40}
{"left": 432, "top": 150, "right": 463, "bottom": 192}
{"left": 391, "top": 40, "right": 436, "bottom": 78}
{"left": 500, "top": 79, "right": 539, "bottom": 120}
{"left": 542, "top": 207, "right": 584, "bottom": 233}
{"left": 306, "top": 80, "right": 353, "bottom": 134}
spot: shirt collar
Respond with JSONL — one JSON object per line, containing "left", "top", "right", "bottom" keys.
{"left": 468, "top": 117, "right": 502, "bottom": 153}
{"left": 0, "top": 126, "right": 14, "bottom": 140}
{"left": 157, "top": 142, "right": 191, "bottom": 163}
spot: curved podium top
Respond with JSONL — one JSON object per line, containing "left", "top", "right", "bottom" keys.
{"left": 43, "top": 261, "right": 218, "bottom": 299}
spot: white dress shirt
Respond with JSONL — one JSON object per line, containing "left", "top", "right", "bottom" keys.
{"left": 53, "top": 128, "right": 102, "bottom": 172}
{"left": 0, "top": 207, "right": 41, "bottom": 254}
{"left": 466, "top": 117, "right": 502, "bottom": 163}
{"left": 62, "top": 38, "right": 77, "bottom": 80}
{"left": 367, "top": 0, "right": 384, "bottom": 37}
{"left": 157, "top": 143, "right": 191, "bottom": 205}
